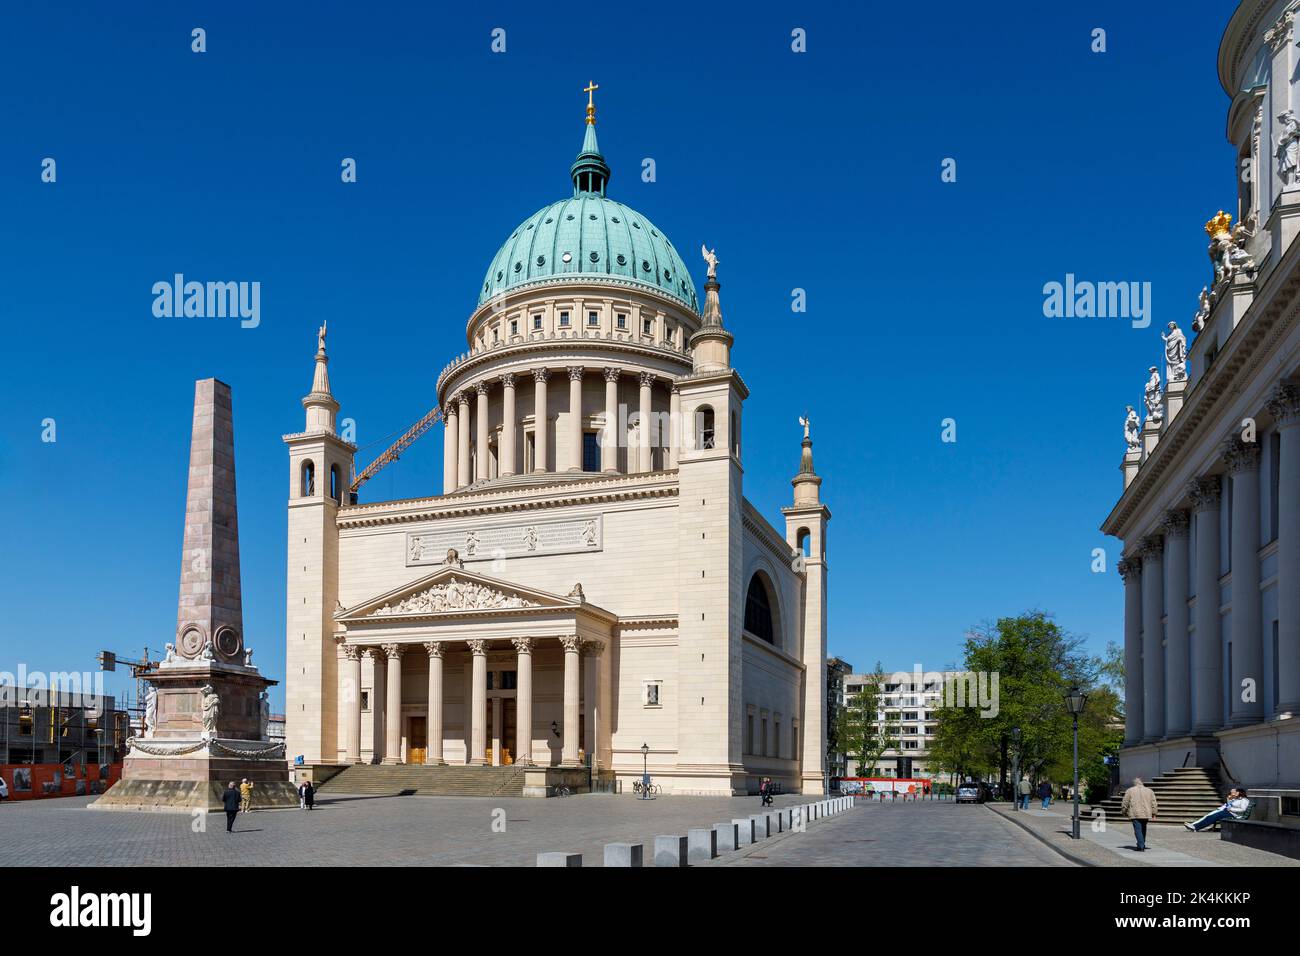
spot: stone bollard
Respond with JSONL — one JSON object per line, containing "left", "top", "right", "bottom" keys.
{"left": 733, "top": 817, "right": 755, "bottom": 845}
{"left": 769, "top": 810, "right": 782, "bottom": 833}
{"left": 603, "top": 843, "right": 644, "bottom": 867}
{"left": 537, "top": 851, "right": 582, "bottom": 867}
{"left": 749, "top": 813, "right": 770, "bottom": 840}
{"left": 688, "top": 827, "right": 718, "bottom": 863}
{"left": 654, "top": 835, "right": 689, "bottom": 867}
{"left": 714, "top": 822, "right": 739, "bottom": 852}
{"left": 784, "top": 806, "right": 795, "bottom": 830}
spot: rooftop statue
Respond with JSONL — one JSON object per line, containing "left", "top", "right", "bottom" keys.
{"left": 701, "top": 244, "right": 719, "bottom": 280}
{"left": 1124, "top": 406, "right": 1140, "bottom": 453}
{"left": 1144, "top": 366, "right": 1164, "bottom": 426}
{"left": 1192, "top": 286, "right": 1211, "bottom": 333}
{"left": 1162, "top": 322, "right": 1188, "bottom": 383}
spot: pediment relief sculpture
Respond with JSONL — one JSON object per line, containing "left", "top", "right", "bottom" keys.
{"left": 372, "top": 577, "right": 540, "bottom": 615}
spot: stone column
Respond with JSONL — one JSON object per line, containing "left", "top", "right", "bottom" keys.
{"left": 457, "top": 390, "right": 472, "bottom": 488}
{"left": 442, "top": 403, "right": 458, "bottom": 494}
{"left": 492, "top": 697, "right": 503, "bottom": 766}
{"left": 602, "top": 368, "right": 620, "bottom": 474}
{"left": 1162, "top": 510, "right": 1191, "bottom": 738}
{"left": 1140, "top": 534, "right": 1165, "bottom": 742}
{"left": 512, "top": 637, "right": 533, "bottom": 766}
{"left": 560, "top": 635, "right": 581, "bottom": 766}
{"left": 468, "top": 639, "right": 488, "bottom": 765}
{"left": 363, "top": 647, "right": 383, "bottom": 761}
{"left": 1118, "top": 556, "right": 1144, "bottom": 745}
{"left": 382, "top": 643, "right": 404, "bottom": 764}
{"left": 1268, "top": 383, "right": 1300, "bottom": 714}
{"left": 582, "top": 640, "right": 604, "bottom": 768}
{"left": 568, "top": 366, "right": 584, "bottom": 471}
{"left": 343, "top": 644, "right": 362, "bottom": 763}
{"left": 1189, "top": 477, "right": 1224, "bottom": 734}
{"left": 423, "top": 641, "right": 445, "bottom": 764}
{"left": 668, "top": 383, "right": 681, "bottom": 469}
{"left": 638, "top": 372, "right": 654, "bottom": 473}
{"left": 499, "top": 373, "right": 517, "bottom": 478}
{"left": 475, "top": 382, "right": 490, "bottom": 482}
{"left": 1224, "top": 437, "right": 1264, "bottom": 726}
{"left": 533, "top": 369, "right": 550, "bottom": 473}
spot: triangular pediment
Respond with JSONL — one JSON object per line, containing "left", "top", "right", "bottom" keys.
{"left": 336, "top": 563, "right": 586, "bottom": 622}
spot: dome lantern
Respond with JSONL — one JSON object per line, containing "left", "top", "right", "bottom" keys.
{"left": 570, "top": 81, "right": 610, "bottom": 196}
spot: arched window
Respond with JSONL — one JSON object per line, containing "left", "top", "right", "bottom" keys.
{"left": 744, "top": 573, "right": 777, "bottom": 645}
{"left": 301, "top": 460, "right": 315, "bottom": 497}
{"left": 696, "top": 406, "right": 715, "bottom": 450}
{"left": 797, "top": 527, "right": 811, "bottom": 558}
{"left": 330, "top": 464, "right": 341, "bottom": 503}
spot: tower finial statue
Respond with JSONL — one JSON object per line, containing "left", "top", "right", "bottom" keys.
{"left": 799, "top": 414, "right": 811, "bottom": 440}
{"left": 317, "top": 320, "right": 327, "bottom": 354}
{"left": 701, "top": 245, "right": 719, "bottom": 280}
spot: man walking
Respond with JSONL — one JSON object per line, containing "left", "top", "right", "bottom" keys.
{"left": 1037, "top": 779, "right": 1053, "bottom": 810}
{"left": 1120, "top": 777, "right": 1158, "bottom": 851}
{"left": 222, "top": 781, "right": 241, "bottom": 833}
{"left": 1185, "top": 788, "right": 1249, "bottom": 832}
{"left": 239, "top": 777, "right": 253, "bottom": 813}
{"left": 1017, "top": 776, "right": 1031, "bottom": 810}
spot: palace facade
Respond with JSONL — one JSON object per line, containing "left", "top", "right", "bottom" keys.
{"left": 1102, "top": 1, "right": 1300, "bottom": 802}
{"left": 282, "top": 94, "right": 830, "bottom": 795}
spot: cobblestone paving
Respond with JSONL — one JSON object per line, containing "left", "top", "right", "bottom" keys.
{"left": 0, "top": 792, "right": 827, "bottom": 867}
{"left": 707, "top": 799, "right": 1070, "bottom": 866}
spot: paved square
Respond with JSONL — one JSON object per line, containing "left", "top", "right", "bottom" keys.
{"left": 0, "top": 794, "right": 1071, "bottom": 867}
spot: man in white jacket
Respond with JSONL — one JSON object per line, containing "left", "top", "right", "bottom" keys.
{"left": 1184, "top": 788, "right": 1250, "bottom": 831}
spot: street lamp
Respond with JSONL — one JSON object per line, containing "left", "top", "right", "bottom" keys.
{"left": 1010, "top": 726, "right": 1021, "bottom": 810}
{"left": 1064, "top": 686, "right": 1088, "bottom": 840}
{"left": 639, "top": 742, "right": 650, "bottom": 800}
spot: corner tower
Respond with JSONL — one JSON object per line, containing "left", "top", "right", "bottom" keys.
{"left": 675, "top": 260, "right": 749, "bottom": 792}
{"left": 283, "top": 323, "right": 355, "bottom": 765}
{"left": 783, "top": 418, "right": 830, "bottom": 794}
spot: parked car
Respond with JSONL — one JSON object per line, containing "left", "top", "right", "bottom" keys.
{"left": 955, "top": 782, "right": 985, "bottom": 804}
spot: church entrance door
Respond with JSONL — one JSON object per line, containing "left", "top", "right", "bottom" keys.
{"left": 408, "top": 716, "right": 427, "bottom": 765}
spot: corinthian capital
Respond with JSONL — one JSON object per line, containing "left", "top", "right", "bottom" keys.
{"left": 1221, "top": 436, "right": 1261, "bottom": 474}
{"left": 603, "top": 367, "right": 621, "bottom": 383}
{"left": 1116, "top": 556, "right": 1141, "bottom": 582}
{"left": 467, "top": 639, "right": 489, "bottom": 656}
{"left": 559, "top": 634, "right": 581, "bottom": 653}
{"left": 1139, "top": 534, "right": 1164, "bottom": 562}
{"left": 1186, "top": 475, "right": 1222, "bottom": 512}
{"left": 1267, "top": 381, "right": 1300, "bottom": 425}
{"left": 499, "top": 372, "right": 516, "bottom": 389}
{"left": 511, "top": 637, "right": 534, "bottom": 655}
{"left": 1161, "top": 509, "right": 1190, "bottom": 537}
{"left": 381, "top": 643, "right": 404, "bottom": 660}
{"left": 422, "top": 641, "right": 444, "bottom": 659}
{"left": 341, "top": 643, "right": 362, "bottom": 662}
{"left": 568, "top": 366, "right": 585, "bottom": 381}
{"left": 638, "top": 371, "right": 656, "bottom": 388}
{"left": 532, "top": 367, "right": 551, "bottom": 384}
{"left": 1267, "top": 8, "right": 1295, "bottom": 52}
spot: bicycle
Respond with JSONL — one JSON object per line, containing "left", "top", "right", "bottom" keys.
{"left": 632, "top": 780, "right": 662, "bottom": 796}
{"left": 553, "top": 784, "right": 574, "bottom": 797}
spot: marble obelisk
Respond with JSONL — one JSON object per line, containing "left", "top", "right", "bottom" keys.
{"left": 92, "top": 379, "right": 297, "bottom": 811}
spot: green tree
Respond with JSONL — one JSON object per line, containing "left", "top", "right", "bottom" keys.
{"left": 835, "top": 661, "right": 898, "bottom": 777}
{"left": 930, "top": 612, "right": 1102, "bottom": 795}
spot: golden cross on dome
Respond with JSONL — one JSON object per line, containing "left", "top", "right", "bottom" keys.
{"left": 584, "top": 80, "right": 599, "bottom": 124}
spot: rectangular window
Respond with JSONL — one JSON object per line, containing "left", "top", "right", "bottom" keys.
{"left": 643, "top": 318, "right": 653, "bottom": 335}
{"left": 588, "top": 311, "right": 599, "bottom": 327}
{"left": 510, "top": 319, "right": 518, "bottom": 335}
{"left": 616, "top": 313, "right": 627, "bottom": 329}
{"left": 532, "top": 315, "right": 542, "bottom": 330}
{"left": 501, "top": 670, "right": 517, "bottom": 690}
{"left": 746, "top": 714, "right": 754, "bottom": 753}
{"left": 360, "top": 691, "right": 370, "bottom": 713}
{"left": 582, "top": 432, "right": 601, "bottom": 472}
{"left": 525, "top": 433, "right": 535, "bottom": 473}
{"left": 559, "top": 311, "right": 570, "bottom": 327}
{"left": 644, "top": 682, "right": 661, "bottom": 707}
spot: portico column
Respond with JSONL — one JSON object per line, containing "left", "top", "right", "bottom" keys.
{"left": 457, "top": 390, "right": 472, "bottom": 488}
{"left": 602, "top": 368, "right": 620, "bottom": 474}
{"left": 1139, "top": 534, "right": 1165, "bottom": 742}
{"left": 668, "top": 383, "right": 681, "bottom": 469}
{"left": 560, "top": 635, "right": 581, "bottom": 766}
{"left": 638, "top": 372, "right": 654, "bottom": 473}
{"left": 475, "top": 382, "right": 490, "bottom": 482}
{"left": 442, "top": 403, "right": 457, "bottom": 494}
{"left": 468, "top": 639, "right": 488, "bottom": 765}
{"left": 512, "top": 637, "right": 533, "bottom": 765}
{"left": 1224, "top": 437, "right": 1264, "bottom": 725}
{"left": 1118, "top": 556, "right": 1144, "bottom": 745}
{"left": 568, "top": 366, "right": 584, "bottom": 471}
{"left": 423, "top": 641, "right": 445, "bottom": 765}
{"left": 382, "top": 643, "right": 404, "bottom": 764}
{"left": 1162, "top": 510, "right": 1191, "bottom": 738}
{"left": 1268, "top": 383, "right": 1300, "bottom": 714}
{"left": 582, "top": 640, "right": 604, "bottom": 769}
{"left": 499, "top": 373, "right": 517, "bottom": 478}
{"left": 1188, "top": 477, "right": 1223, "bottom": 734}
{"left": 363, "top": 647, "right": 384, "bottom": 761}
{"left": 492, "top": 697, "right": 503, "bottom": 766}
{"left": 533, "top": 369, "right": 550, "bottom": 473}
{"left": 343, "top": 644, "right": 362, "bottom": 763}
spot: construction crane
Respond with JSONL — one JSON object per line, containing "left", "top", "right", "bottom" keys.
{"left": 348, "top": 405, "right": 443, "bottom": 497}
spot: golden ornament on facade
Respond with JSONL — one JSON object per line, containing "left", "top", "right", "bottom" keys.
{"left": 1205, "top": 210, "right": 1233, "bottom": 238}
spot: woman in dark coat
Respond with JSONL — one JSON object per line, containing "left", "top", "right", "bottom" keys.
{"left": 304, "top": 780, "right": 316, "bottom": 811}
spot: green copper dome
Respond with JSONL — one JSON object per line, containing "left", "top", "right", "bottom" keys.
{"left": 477, "top": 115, "right": 699, "bottom": 313}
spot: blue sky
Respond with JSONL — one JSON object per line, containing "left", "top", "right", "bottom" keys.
{"left": 0, "top": 1, "right": 1238, "bottom": 707}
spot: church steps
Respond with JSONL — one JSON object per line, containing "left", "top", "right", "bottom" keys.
{"left": 1093, "top": 767, "right": 1225, "bottom": 824}
{"left": 315, "top": 764, "right": 528, "bottom": 797}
